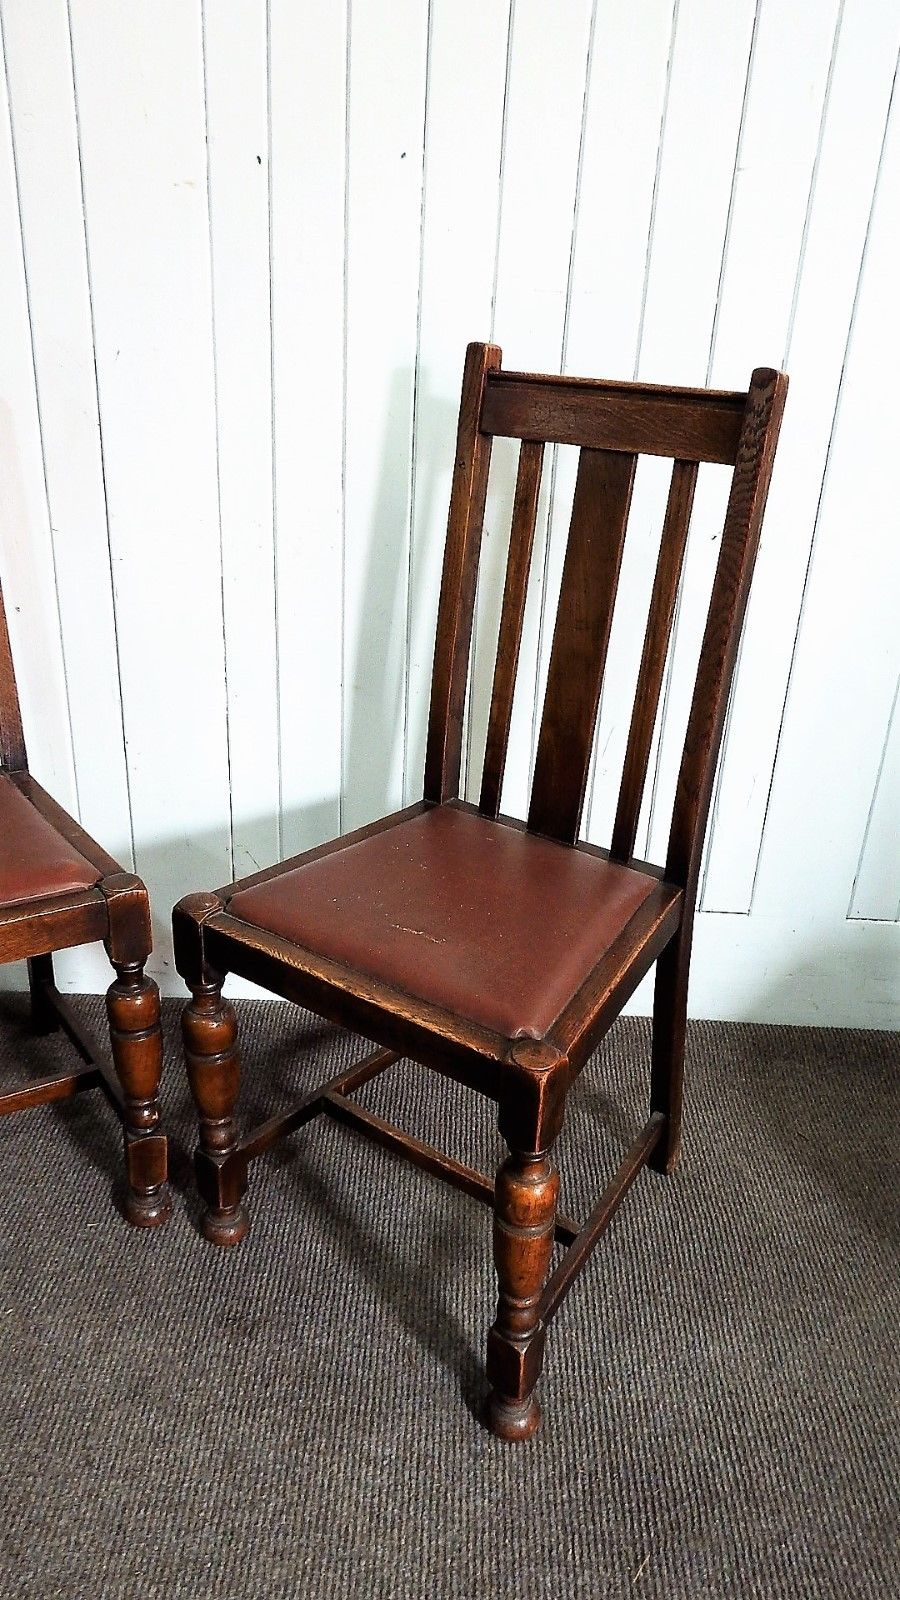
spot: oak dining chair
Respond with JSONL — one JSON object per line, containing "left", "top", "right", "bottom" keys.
{"left": 174, "top": 342, "right": 786, "bottom": 1439}
{"left": 0, "top": 573, "right": 170, "bottom": 1228}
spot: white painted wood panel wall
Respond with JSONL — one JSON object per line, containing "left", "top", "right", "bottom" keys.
{"left": 0, "top": 0, "right": 897, "bottom": 1026}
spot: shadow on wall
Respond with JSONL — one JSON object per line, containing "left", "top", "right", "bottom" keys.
{"left": 1, "top": 368, "right": 458, "bottom": 996}
{"left": 140, "top": 365, "right": 457, "bottom": 988}
{"left": 342, "top": 368, "right": 457, "bottom": 825}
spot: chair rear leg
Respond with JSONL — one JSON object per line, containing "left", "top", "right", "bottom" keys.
{"left": 649, "top": 927, "right": 691, "bottom": 1175}
{"left": 28, "top": 953, "right": 58, "bottom": 1034}
{"left": 485, "top": 1146, "right": 559, "bottom": 1442}
{"left": 182, "top": 981, "right": 248, "bottom": 1246}
{"left": 106, "top": 962, "right": 172, "bottom": 1227}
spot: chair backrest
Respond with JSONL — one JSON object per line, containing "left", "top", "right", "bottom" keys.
{"left": 0, "top": 574, "right": 27, "bottom": 771}
{"left": 425, "top": 342, "right": 787, "bottom": 899}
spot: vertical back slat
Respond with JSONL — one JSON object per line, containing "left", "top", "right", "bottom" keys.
{"left": 610, "top": 459, "right": 698, "bottom": 862}
{"left": 479, "top": 440, "right": 544, "bottom": 817}
{"left": 424, "top": 341, "right": 501, "bottom": 803}
{"left": 0, "top": 578, "right": 27, "bottom": 771}
{"left": 528, "top": 448, "right": 636, "bottom": 843}
{"left": 666, "top": 368, "right": 788, "bottom": 894}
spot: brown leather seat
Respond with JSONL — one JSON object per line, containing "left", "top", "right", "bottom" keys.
{"left": 227, "top": 805, "right": 657, "bottom": 1040}
{"left": 0, "top": 773, "right": 102, "bottom": 908}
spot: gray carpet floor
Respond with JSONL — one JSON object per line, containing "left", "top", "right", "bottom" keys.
{"left": 0, "top": 995, "right": 896, "bottom": 1599}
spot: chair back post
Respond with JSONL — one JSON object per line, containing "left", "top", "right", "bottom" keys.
{"left": 665, "top": 367, "right": 788, "bottom": 900}
{"left": 0, "top": 575, "right": 27, "bottom": 771}
{"left": 424, "top": 340, "right": 501, "bottom": 803}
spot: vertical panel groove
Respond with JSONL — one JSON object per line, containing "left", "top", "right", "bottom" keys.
{"left": 574, "top": 0, "right": 679, "bottom": 841}
{"left": 488, "top": 1, "right": 516, "bottom": 341}
{"left": 0, "top": 6, "right": 79, "bottom": 817}
{"left": 265, "top": 0, "right": 281, "bottom": 860}
{"left": 642, "top": 0, "right": 761, "bottom": 860}
{"left": 463, "top": 0, "right": 515, "bottom": 797}
{"left": 704, "top": 0, "right": 763, "bottom": 385}
{"left": 525, "top": 0, "right": 598, "bottom": 792}
{"left": 749, "top": 51, "right": 899, "bottom": 911}
{"left": 698, "top": 0, "right": 865, "bottom": 911}
{"left": 781, "top": 0, "right": 846, "bottom": 367}
{"left": 401, "top": 0, "right": 434, "bottom": 806}
{"left": 631, "top": 0, "right": 680, "bottom": 382}
{"left": 698, "top": 0, "right": 840, "bottom": 909}
{"left": 64, "top": 0, "right": 135, "bottom": 869}
{"left": 339, "top": 0, "right": 352, "bottom": 835}
{"left": 846, "top": 671, "right": 900, "bottom": 918}
{"left": 200, "top": 0, "right": 235, "bottom": 879}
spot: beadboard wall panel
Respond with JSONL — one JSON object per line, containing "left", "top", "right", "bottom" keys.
{"left": 703, "top": 0, "right": 900, "bottom": 912}
{"left": 66, "top": 0, "right": 234, "bottom": 986}
{"left": 0, "top": 0, "right": 896, "bottom": 1023}
{"left": 203, "top": 0, "right": 279, "bottom": 885}
{"left": 0, "top": 4, "right": 78, "bottom": 815}
{"left": 269, "top": 0, "right": 347, "bottom": 864}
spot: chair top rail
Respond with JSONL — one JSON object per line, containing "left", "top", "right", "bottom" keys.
{"left": 487, "top": 367, "right": 749, "bottom": 404}
{"left": 482, "top": 370, "right": 752, "bottom": 464}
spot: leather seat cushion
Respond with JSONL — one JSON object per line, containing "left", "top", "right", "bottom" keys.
{"left": 227, "top": 805, "right": 658, "bottom": 1039}
{"left": 0, "top": 774, "right": 102, "bottom": 908}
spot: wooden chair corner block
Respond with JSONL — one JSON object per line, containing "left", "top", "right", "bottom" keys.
{"left": 175, "top": 342, "right": 787, "bottom": 1440}
{"left": 0, "top": 588, "right": 170, "bottom": 1228}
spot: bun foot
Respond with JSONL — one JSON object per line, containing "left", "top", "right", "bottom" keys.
{"left": 125, "top": 1182, "right": 173, "bottom": 1230}
{"left": 483, "top": 1391, "right": 541, "bottom": 1442}
{"left": 201, "top": 1202, "right": 249, "bottom": 1247}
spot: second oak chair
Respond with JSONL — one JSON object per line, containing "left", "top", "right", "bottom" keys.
{"left": 0, "top": 570, "right": 170, "bottom": 1227}
{"left": 174, "top": 343, "right": 786, "bottom": 1441}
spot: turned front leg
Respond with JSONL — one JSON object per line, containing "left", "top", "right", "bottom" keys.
{"left": 106, "top": 962, "right": 171, "bottom": 1228}
{"left": 485, "top": 1148, "right": 559, "bottom": 1442}
{"left": 182, "top": 982, "right": 248, "bottom": 1246}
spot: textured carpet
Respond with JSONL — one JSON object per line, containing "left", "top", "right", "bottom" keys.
{"left": 0, "top": 995, "right": 896, "bottom": 1599}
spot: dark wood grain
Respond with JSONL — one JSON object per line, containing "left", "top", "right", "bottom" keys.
{"left": 0, "top": 566, "right": 170, "bottom": 1226}
{"left": 106, "top": 964, "right": 171, "bottom": 1226}
{"left": 485, "top": 1150, "right": 559, "bottom": 1441}
{"left": 173, "top": 342, "right": 787, "bottom": 1441}
{"left": 424, "top": 341, "right": 501, "bottom": 803}
{"left": 0, "top": 1062, "right": 100, "bottom": 1115}
{"left": 528, "top": 448, "right": 636, "bottom": 843}
{"left": 479, "top": 439, "right": 544, "bottom": 818}
{"left": 483, "top": 373, "right": 745, "bottom": 463}
{"left": 182, "top": 978, "right": 248, "bottom": 1246}
{"left": 0, "top": 888, "right": 109, "bottom": 966}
